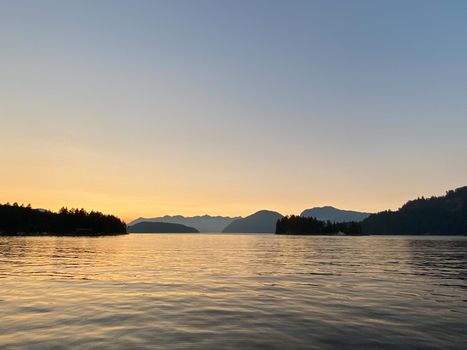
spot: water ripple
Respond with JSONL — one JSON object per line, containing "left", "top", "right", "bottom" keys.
{"left": 0, "top": 234, "right": 466, "bottom": 349}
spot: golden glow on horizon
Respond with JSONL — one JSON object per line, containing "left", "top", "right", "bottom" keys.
{"left": 1, "top": 111, "right": 465, "bottom": 223}
{"left": 1, "top": 148, "right": 461, "bottom": 224}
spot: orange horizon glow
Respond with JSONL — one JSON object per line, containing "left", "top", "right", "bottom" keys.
{"left": 1, "top": 183, "right": 463, "bottom": 224}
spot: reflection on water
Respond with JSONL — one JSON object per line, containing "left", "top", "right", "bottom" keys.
{"left": 0, "top": 235, "right": 466, "bottom": 349}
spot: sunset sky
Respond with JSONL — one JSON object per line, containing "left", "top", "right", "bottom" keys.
{"left": 1, "top": 0, "right": 466, "bottom": 222}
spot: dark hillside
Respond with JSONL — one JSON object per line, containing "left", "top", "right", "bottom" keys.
{"left": 362, "top": 187, "right": 467, "bottom": 235}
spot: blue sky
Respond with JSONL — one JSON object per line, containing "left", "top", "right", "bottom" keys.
{"left": 1, "top": 0, "right": 466, "bottom": 219}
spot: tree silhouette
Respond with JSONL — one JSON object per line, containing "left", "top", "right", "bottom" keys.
{"left": 276, "top": 215, "right": 362, "bottom": 235}
{"left": 361, "top": 186, "right": 467, "bottom": 235}
{"left": 0, "top": 203, "right": 127, "bottom": 235}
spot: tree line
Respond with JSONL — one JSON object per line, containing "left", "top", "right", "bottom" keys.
{"left": 361, "top": 186, "right": 467, "bottom": 235}
{"left": 0, "top": 203, "right": 127, "bottom": 235}
{"left": 277, "top": 186, "right": 467, "bottom": 235}
{"left": 276, "top": 215, "right": 362, "bottom": 235}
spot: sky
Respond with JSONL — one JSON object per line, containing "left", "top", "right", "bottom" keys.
{"left": 1, "top": 0, "right": 466, "bottom": 222}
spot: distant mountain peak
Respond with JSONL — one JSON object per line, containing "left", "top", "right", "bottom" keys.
{"left": 254, "top": 209, "right": 280, "bottom": 215}
{"left": 301, "top": 206, "right": 370, "bottom": 222}
{"left": 222, "top": 210, "right": 283, "bottom": 233}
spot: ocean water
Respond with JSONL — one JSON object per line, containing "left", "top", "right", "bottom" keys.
{"left": 0, "top": 234, "right": 465, "bottom": 349}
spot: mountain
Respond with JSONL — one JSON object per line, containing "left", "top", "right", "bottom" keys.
{"left": 362, "top": 186, "right": 467, "bottom": 235}
{"left": 301, "top": 206, "right": 370, "bottom": 222}
{"left": 127, "top": 215, "right": 239, "bottom": 232}
{"left": 222, "top": 210, "right": 283, "bottom": 233}
{"left": 128, "top": 222, "right": 199, "bottom": 233}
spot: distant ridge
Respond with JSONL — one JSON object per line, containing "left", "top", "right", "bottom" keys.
{"left": 128, "top": 215, "right": 239, "bottom": 232}
{"left": 301, "top": 206, "right": 370, "bottom": 223}
{"left": 222, "top": 210, "right": 283, "bottom": 233}
{"left": 128, "top": 221, "right": 199, "bottom": 233}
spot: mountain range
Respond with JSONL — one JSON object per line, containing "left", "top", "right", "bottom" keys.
{"left": 127, "top": 207, "right": 371, "bottom": 233}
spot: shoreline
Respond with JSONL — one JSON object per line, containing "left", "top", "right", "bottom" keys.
{"left": 0, "top": 232, "right": 128, "bottom": 237}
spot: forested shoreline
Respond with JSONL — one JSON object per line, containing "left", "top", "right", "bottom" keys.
{"left": 2, "top": 186, "right": 466, "bottom": 236}
{"left": 0, "top": 203, "right": 127, "bottom": 236}
{"left": 276, "top": 187, "right": 467, "bottom": 235}
{"left": 361, "top": 187, "right": 467, "bottom": 235}
{"left": 276, "top": 215, "right": 363, "bottom": 235}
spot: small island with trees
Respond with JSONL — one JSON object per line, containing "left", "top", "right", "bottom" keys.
{"left": 128, "top": 221, "right": 200, "bottom": 233}
{"left": 0, "top": 203, "right": 127, "bottom": 236}
{"left": 276, "top": 215, "right": 363, "bottom": 235}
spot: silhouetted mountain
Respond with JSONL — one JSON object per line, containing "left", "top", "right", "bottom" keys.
{"left": 128, "top": 221, "right": 199, "bottom": 233}
{"left": 222, "top": 210, "right": 283, "bottom": 233}
{"left": 128, "top": 215, "right": 239, "bottom": 232}
{"left": 0, "top": 203, "right": 126, "bottom": 235}
{"left": 301, "top": 206, "right": 370, "bottom": 222}
{"left": 277, "top": 215, "right": 362, "bottom": 235}
{"left": 362, "top": 186, "right": 467, "bottom": 235}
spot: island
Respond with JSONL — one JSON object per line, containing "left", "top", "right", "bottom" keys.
{"left": 0, "top": 203, "right": 127, "bottom": 236}
{"left": 128, "top": 215, "right": 239, "bottom": 232}
{"left": 276, "top": 215, "right": 363, "bottom": 235}
{"left": 128, "top": 221, "right": 199, "bottom": 233}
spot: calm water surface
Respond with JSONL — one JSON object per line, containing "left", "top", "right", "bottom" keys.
{"left": 0, "top": 234, "right": 466, "bottom": 349}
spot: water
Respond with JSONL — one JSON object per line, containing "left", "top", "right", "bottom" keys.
{"left": 0, "top": 234, "right": 466, "bottom": 349}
